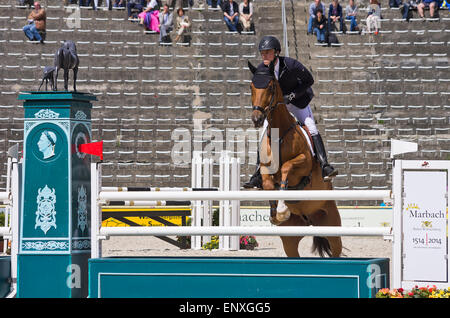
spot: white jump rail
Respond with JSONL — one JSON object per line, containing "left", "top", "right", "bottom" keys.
{"left": 92, "top": 188, "right": 392, "bottom": 257}
{"left": 98, "top": 190, "right": 391, "bottom": 202}
{"left": 100, "top": 226, "right": 392, "bottom": 237}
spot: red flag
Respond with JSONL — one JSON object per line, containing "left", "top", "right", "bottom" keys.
{"left": 78, "top": 141, "right": 103, "bottom": 160}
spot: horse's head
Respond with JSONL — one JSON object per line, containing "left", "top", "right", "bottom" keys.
{"left": 248, "top": 61, "right": 283, "bottom": 128}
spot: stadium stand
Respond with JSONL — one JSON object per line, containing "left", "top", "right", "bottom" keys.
{"left": 0, "top": 0, "right": 449, "bottom": 204}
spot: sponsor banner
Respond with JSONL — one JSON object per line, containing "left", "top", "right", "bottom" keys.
{"left": 403, "top": 171, "right": 447, "bottom": 282}
{"left": 102, "top": 215, "right": 184, "bottom": 227}
{"left": 239, "top": 206, "right": 392, "bottom": 228}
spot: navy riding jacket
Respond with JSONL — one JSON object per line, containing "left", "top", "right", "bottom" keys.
{"left": 257, "top": 56, "right": 314, "bottom": 109}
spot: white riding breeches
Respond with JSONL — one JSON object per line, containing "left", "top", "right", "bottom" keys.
{"left": 259, "top": 104, "right": 318, "bottom": 143}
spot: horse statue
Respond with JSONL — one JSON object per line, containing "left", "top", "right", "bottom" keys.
{"left": 54, "top": 40, "right": 79, "bottom": 92}
{"left": 248, "top": 61, "right": 342, "bottom": 258}
{"left": 38, "top": 66, "right": 56, "bottom": 91}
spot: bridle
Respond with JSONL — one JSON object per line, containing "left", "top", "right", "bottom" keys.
{"left": 251, "top": 79, "right": 284, "bottom": 124}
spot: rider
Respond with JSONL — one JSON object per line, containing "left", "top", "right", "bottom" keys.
{"left": 243, "top": 35, "right": 337, "bottom": 189}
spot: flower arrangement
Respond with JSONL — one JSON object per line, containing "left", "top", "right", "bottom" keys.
{"left": 376, "top": 285, "right": 450, "bottom": 298}
{"left": 240, "top": 235, "right": 258, "bottom": 250}
{"left": 202, "top": 236, "right": 219, "bottom": 250}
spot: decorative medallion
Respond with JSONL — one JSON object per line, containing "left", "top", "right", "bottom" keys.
{"left": 74, "top": 110, "right": 87, "bottom": 120}
{"left": 77, "top": 185, "right": 87, "bottom": 232}
{"left": 37, "top": 130, "right": 57, "bottom": 159}
{"left": 34, "top": 109, "right": 60, "bottom": 119}
{"left": 35, "top": 185, "right": 57, "bottom": 234}
{"left": 75, "top": 132, "right": 87, "bottom": 159}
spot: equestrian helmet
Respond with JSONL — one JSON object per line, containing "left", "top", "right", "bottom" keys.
{"left": 258, "top": 36, "right": 281, "bottom": 53}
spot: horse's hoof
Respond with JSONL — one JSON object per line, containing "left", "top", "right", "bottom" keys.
{"left": 276, "top": 210, "right": 291, "bottom": 223}
{"left": 276, "top": 200, "right": 291, "bottom": 222}
{"left": 269, "top": 216, "right": 282, "bottom": 226}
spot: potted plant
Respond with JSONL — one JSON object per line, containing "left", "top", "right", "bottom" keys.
{"left": 240, "top": 235, "right": 258, "bottom": 250}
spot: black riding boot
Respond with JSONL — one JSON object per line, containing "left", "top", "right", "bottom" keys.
{"left": 243, "top": 151, "right": 262, "bottom": 189}
{"left": 312, "top": 134, "right": 338, "bottom": 181}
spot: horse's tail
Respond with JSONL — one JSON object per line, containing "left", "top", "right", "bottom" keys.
{"left": 311, "top": 236, "right": 332, "bottom": 257}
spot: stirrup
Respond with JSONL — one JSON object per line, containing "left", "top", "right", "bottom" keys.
{"left": 323, "top": 167, "right": 338, "bottom": 182}
{"left": 243, "top": 170, "right": 262, "bottom": 189}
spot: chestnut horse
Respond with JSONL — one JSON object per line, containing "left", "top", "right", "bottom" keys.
{"left": 248, "top": 61, "right": 342, "bottom": 258}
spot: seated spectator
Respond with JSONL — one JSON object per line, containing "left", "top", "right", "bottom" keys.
{"left": 113, "top": 0, "right": 125, "bottom": 8}
{"left": 23, "top": 1, "right": 46, "bottom": 44}
{"left": 92, "top": 0, "right": 112, "bottom": 10}
{"left": 223, "top": 0, "right": 239, "bottom": 32}
{"left": 174, "top": 7, "right": 191, "bottom": 43}
{"left": 159, "top": 4, "right": 173, "bottom": 43}
{"left": 366, "top": 0, "right": 381, "bottom": 34}
{"left": 389, "top": 0, "right": 402, "bottom": 7}
{"left": 345, "top": 0, "right": 359, "bottom": 31}
{"left": 418, "top": 0, "right": 438, "bottom": 18}
{"left": 239, "top": 0, "right": 253, "bottom": 32}
{"left": 207, "top": 0, "right": 222, "bottom": 8}
{"left": 79, "top": 0, "right": 95, "bottom": 7}
{"left": 128, "top": 0, "right": 146, "bottom": 19}
{"left": 18, "top": 0, "right": 34, "bottom": 8}
{"left": 401, "top": 0, "right": 420, "bottom": 21}
{"left": 139, "top": 0, "right": 160, "bottom": 31}
{"left": 328, "top": 0, "right": 344, "bottom": 32}
{"left": 308, "top": 0, "right": 326, "bottom": 34}
{"left": 313, "top": 7, "right": 327, "bottom": 43}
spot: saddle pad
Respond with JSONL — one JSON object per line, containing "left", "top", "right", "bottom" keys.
{"left": 298, "top": 125, "right": 315, "bottom": 157}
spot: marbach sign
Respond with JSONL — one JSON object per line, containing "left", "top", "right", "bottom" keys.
{"left": 403, "top": 171, "right": 447, "bottom": 282}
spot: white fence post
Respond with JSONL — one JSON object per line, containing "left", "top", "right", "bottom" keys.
{"left": 230, "top": 157, "right": 240, "bottom": 251}
{"left": 91, "top": 162, "right": 102, "bottom": 259}
{"left": 222, "top": 152, "right": 231, "bottom": 250}
{"left": 191, "top": 152, "right": 202, "bottom": 250}
{"left": 202, "top": 158, "right": 213, "bottom": 245}
{"left": 7, "top": 159, "right": 20, "bottom": 298}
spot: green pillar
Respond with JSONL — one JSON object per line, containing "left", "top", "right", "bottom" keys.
{"left": 17, "top": 92, "right": 96, "bottom": 298}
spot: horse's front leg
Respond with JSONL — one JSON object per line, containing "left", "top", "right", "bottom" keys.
{"left": 261, "top": 174, "right": 280, "bottom": 226}
{"left": 275, "top": 153, "right": 309, "bottom": 223}
{"left": 64, "top": 69, "right": 69, "bottom": 91}
{"left": 73, "top": 66, "right": 78, "bottom": 92}
{"left": 54, "top": 68, "right": 59, "bottom": 91}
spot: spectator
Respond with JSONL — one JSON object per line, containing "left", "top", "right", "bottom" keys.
{"left": 366, "top": 0, "right": 381, "bottom": 34}
{"left": 92, "top": 0, "right": 112, "bottom": 10}
{"left": 127, "top": 0, "right": 146, "bottom": 19}
{"left": 174, "top": 7, "right": 191, "bottom": 43}
{"left": 401, "top": 0, "right": 420, "bottom": 21}
{"left": 159, "top": 4, "right": 173, "bottom": 43}
{"left": 418, "top": 0, "right": 438, "bottom": 18}
{"left": 222, "top": 0, "right": 239, "bottom": 32}
{"left": 313, "top": 7, "right": 327, "bottom": 43}
{"left": 308, "top": 0, "right": 326, "bottom": 35}
{"left": 328, "top": 0, "right": 344, "bottom": 32}
{"left": 23, "top": 1, "right": 46, "bottom": 44}
{"left": 239, "top": 0, "right": 253, "bottom": 32}
{"left": 138, "top": 0, "right": 160, "bottom": 31}
{"left": 207, "top": 0, "right": 222, "bottom": 8}
{"left": 389, "top": 0, "right": 402, "bottom": 7}
{"left": 113, "top": 0, "right": 125, "bottom": 8}
{"left": 345, "top": 0, "right": 359, "bottom": 31}
{"left": 18, "top": 0, "right": 33, "bottom": 8}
